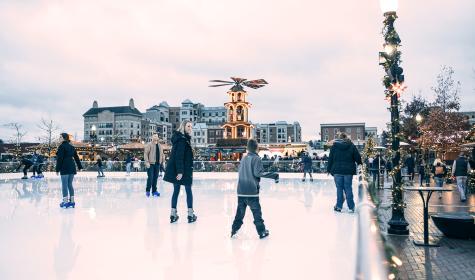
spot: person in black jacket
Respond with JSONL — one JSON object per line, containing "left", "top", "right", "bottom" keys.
{"left": 16, "top": 157, "right": 33, "bottom": 179}
{"left": 31, "top": 150, "right": 44, "bottom": 178}
{"left": 55, "top": 133, "right": 83, "bottom": 208}
{"left": 164, "top": 121, "right": 197, "bottom": 223}
{"left": 404, "top": 154, "right": 416, "bottom": 181}
{"left": 327, "top": 133, "right": 362, "bottom": 213}
{"left": 301, "top": 152, "right": 313, "bottom": 182}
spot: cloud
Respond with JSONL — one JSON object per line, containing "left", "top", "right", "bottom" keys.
{"left": 0, "top": 0, "right": 474, "bottom": 141}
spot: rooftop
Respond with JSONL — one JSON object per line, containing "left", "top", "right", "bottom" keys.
{"left": 83, "top": 106, "right": 142, "bottom": 116}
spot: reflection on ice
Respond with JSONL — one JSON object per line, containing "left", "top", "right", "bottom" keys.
{"left": 0, "top": 172, "right": 357, "bottom": 280}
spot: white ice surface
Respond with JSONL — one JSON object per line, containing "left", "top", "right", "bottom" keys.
{"left": 0, "top": 172, "right": 357, "bottom": 280}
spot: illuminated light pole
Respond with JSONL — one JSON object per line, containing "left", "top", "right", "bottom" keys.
{"left": 379, "top": 0, "right": 409, "bottom": 235}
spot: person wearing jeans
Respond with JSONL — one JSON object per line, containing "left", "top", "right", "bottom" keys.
{"left": 171, "top": 184, "right": 193, "bottom": 210}
{"left": 56, "top": 133, "right": 82, "bottom": 208}
{"left": 333, "top": 174, "right": 355, "bottom": 211}
{"left": 164, "top": 121, "right": 197, "bottom": 223}
{"left": 327, "top": 132, "right": 362, "bottom": 213}
{"left": 432, "top": 159, "right": 447, "bottom": 199}
{"left": 452, "top": 152, "right": 471, "bottom": 202}
{"left": 144, "top": 133, "right": 165, "bottom": 197}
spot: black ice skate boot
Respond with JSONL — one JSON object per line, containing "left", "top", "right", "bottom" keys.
{"left": 170, "top": 208, "right": 179, "bottom": 223}
{"left": 187, "top": 208, "right": 197, "bottom": 223}
{"left": 259, "top": 230, "right": 270, "bottom": 239}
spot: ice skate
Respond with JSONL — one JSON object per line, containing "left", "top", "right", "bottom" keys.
{"left": 231, "top": 230, "right": 238, "bottom": 238}
{"left": 302, "top": 178, "right": 305, "bottom": 182}
{"left": 145, "top": 191, "right": 150, "bottom": 197}
{"left": 21, "top": 176, "right": 28, "bottom": 180}
{"left": 152, "top": 191, "right": 160, "bottom": 197}
{"left": 187, "top": 208, "right": 197, "bottom": 223}
{"left": 259, "top": 230, "right": 269, "bottom": 239}
{"left": 333, "top": 206, "right": 342, "bottom": 212}
{"left": 187, "top": 214, "right": 197, "bottom": 223}
{"left": 310, "top": 178, "right": 314, "bottom": 182}
{"left": 170, "top": 208, "right": 179, "bottom": 223}
{"left": 67, "top": 201, "right": 76, "bottom": 208}
{"left": 60, "top": 201, "right": 69, "bottom": 208}
{"left": 170, "top": 215, "right": 179, "bottom": 223}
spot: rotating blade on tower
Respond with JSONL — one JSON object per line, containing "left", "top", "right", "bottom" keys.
{"left": 209, "top": 80, "right": 234, "bottom": 84}
{"left": 245, "top": 79, "right": 268, "bottom": 85}
{"left": 243, "top": 83, "right": 265, "bottom": 89}
{"left": 209, "top": 84, "right": 234, "bottom": 87}
{"left": 231, "top": 77, "right": 246, "bottom": 84}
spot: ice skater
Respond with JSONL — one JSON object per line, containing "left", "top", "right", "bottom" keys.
{"left": 231, "top": 139, "right": 279, "bottom": 239}
{"left": 95, "top": 155, "right": 105, "bottom": 177}
{"left": 327, "top": 132, "right": 362, "bottom": 213}
{"left": 16, "top": 156, "right": 33, "bottom": 179}
{"left": 125, "top": 153, "right": 132, "bottom": 176}
{"left": 144, "top": 133, "right": 165, "bottom": 197}
{"left": 164, "top": 121, "right": 197, "bottom": 223}
{"left": 31, "top": 150, "right": 44, "bottom": 178}
{"left": 301, "top": 152, "right": 313, "bottom": 182}
{"left": 55, "top": 133, "right": 83, "bottom": 208}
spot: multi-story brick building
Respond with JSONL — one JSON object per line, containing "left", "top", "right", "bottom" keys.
{"left": 254, "top": 121, "right": 302, "bottom": 144}
{"left": 320, "top": 123, "right": 365, "bottom": 142}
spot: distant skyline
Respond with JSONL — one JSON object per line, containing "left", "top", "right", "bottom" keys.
{"left": 1, "top": 0, "right": 474, "bottom": 142}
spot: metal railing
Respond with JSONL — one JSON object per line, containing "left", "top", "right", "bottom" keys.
{"left": 0, "top": 160, "right": 329, "bottom": 173}
{"left": 356, "top": 168, "right": 389, "bottom": 280}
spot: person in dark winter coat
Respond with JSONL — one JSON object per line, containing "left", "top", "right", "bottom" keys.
{"left": 16, "top": 157, "right": 33, "bottom": 179}
{"left": 452, "top": 152, "right": 472, "bottom": 202}
{"left": 327, "top": 133, "right": 362, "bottom": 212}
{"left": 405, "top": 154, "right": 416, "bottom": 181}
{"left": 125, "top": 154, "right": 132, "bottom": 176}
{"left": 31, "top": 150, "right": 44, "bottom": 178}
{"left": 164, "top": 121, "right": 196, "bottom": 223}
{"left": 55, "top": 133, "right": 82, "bottom": 208}
{"left": 301, "top": 152, "right": 313, "bottom": 182}
{"left": 231, "top": 139, "right": 278, "bottom": 239}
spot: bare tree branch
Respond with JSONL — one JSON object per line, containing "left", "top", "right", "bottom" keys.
{"left": 37, "top": 118, "right": 60, "bottom": 158}
{"left": 431, "top": 65, "right": 461, "bottom": 112}
{"left": 3, "top": 123, "right": 27, "bottom": 150}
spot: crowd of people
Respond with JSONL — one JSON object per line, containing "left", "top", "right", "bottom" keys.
{"left": 10, "top": 120, "right": 474, "bottom": 238}
{"left": 9, "top": 122, "right": 367, "bottom": 239}
{"left": 366, "top": 150, "right": 474, "bottom": 202}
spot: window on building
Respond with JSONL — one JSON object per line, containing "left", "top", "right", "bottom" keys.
{"left": 356, "top": 127, "right": 361, "bottom": 133}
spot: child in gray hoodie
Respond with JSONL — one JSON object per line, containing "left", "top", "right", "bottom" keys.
{"left": 231, "top": 139, "right": 279, "bottom": 239}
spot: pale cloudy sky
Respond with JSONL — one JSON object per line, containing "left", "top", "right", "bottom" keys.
{"left": 0, "top": 0, "right": 474, "bottom": 142}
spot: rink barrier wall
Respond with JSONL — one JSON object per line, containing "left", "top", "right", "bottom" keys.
{"left": 0, "top": 160, "right": 329, "bottom": 173}
{"left": 356, "top": 169, "right": 389, "bottom": 280}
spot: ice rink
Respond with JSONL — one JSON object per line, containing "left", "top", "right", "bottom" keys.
{"left": 0, "top": 172, "right": 357, "bottom": 280}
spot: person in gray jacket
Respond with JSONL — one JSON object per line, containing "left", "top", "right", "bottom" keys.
{"left": 231, "top": 139, "right": 279, "bottom": 239}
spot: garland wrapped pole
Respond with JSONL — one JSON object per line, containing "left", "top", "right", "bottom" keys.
{"left": 379, "top": 0, "right": 409, "bottom": 235}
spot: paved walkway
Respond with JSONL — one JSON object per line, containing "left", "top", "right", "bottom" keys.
{"left": 0, "top": 172, "right": 358, "bottom": 280}
{"left": 377, "top": 178, "right": 475, "bottom": 280}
